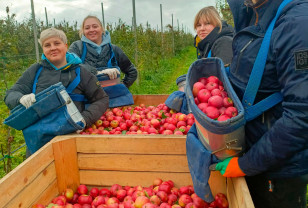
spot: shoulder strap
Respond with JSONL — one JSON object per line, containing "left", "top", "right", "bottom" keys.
{"left": 107, "top": 43, "right": 118, "bottom": 68}
{"left": 81, "top": 42, "right": 87, "bottom": 63}
{"left": 243, "top": 0, "right": 292, "bottom": 121}
{"left": 32, "top": 66, "right": 43, "bottom": 94}
{"left": 207, "top": 50, "right": 212, "bottom": 58}
{"left": 66, "top": 67, "right": 81, "bottom": 93}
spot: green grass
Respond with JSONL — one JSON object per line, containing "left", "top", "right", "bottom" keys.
{"left": 130, "top": 46, "right": 196, "bottom": 94}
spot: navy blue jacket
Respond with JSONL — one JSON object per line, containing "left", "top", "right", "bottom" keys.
{"left": 227, "top": 0, "right": 308, "bottom": 178}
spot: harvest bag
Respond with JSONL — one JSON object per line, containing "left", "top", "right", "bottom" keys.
{"left": 81, "top": 42, "right": 134, "bottom": 108}
{"left": 185, "top": 58, "right": 246, "bottom": 160}
{"left": 4, "top": 67, "right": 86, "bottom": 154}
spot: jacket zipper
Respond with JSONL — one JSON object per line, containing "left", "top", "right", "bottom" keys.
{"left": 235, "top": 38, "right": 255, "bottom": 74}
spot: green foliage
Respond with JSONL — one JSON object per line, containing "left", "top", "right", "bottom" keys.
{"left": 216, "top": 0, "right": 234, "bottom": 27}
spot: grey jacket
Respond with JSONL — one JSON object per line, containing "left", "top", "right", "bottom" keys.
{"left": 69, "top": 32, "right": 137, "bottom": 88}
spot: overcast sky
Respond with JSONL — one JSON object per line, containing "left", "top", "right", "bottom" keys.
{"left": 1, "top": 0, "right": 217, "bottom": 35}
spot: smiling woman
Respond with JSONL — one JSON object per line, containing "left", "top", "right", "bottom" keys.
{"left": 4, "top": 27, "right": 109, "bottom": 156}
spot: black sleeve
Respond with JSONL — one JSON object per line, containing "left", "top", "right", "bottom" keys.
{"left": 4, "top": 64, "right": 39, "bottom": 110}
{"left": 113, "top": 45, "right": 138, "bottom": 88}
{"left": 212, "top": 36, "right": 233, "bottom": 66}
{"left": 78, "top": 67, "right": 109, "bottom": 126}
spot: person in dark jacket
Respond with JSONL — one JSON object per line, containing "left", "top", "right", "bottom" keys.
{"left": 214, "top": 0, "right": 308, "bottom": 207}
{"left": 193, "top": 6, "right": 234, "bottom": 65}
{"left": 69, "top": 15, "right": 137, "bottom": 88}
{"left": 165, "top": 7, "right": 234, "bottom": 114}
{"left": 4, "top": 28, "right": 109, "bottom": 128}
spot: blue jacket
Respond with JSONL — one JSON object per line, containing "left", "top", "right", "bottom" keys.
{"left": 227, "top": 0, "right": 308, "bottom": 178}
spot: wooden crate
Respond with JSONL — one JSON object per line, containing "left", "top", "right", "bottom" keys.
{"left": 0, "top": 95, "right": 254, "bottom": 208}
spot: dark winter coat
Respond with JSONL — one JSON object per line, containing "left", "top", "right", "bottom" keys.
{"left": 194, "top": 21, "right": 234, "bottom": 65}
{"left": 227, "top": 0, "right": 308, "bottom": 178}
{"left": 69, "top": 32, "right": 137, "bottom": 88}
{"left": 4, "top": 60, "right": 109, "bottom": 126}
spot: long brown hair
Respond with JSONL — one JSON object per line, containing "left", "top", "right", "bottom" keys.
{"left": 194, "top": 6, "right": 222, "bottom": 32}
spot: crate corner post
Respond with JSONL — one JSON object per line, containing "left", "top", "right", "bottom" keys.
{"left": 52, "top": 136, "right": 80, "bottom": 193}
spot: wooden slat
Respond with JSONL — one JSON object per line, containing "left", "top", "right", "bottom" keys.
{"left": 30, "top": 179, "right": 59, "bottom": 207}
{"left": 76, "top": 136, "right": 186, "bottom": 154}
{"left": 4, "top": 162, "right": 56, "bottom": 208}
{"left": 80, "top": 170, "right": 193, "bottom": 188}
{"left": 208, "top": 171, "right": 227, "bottom": 197}
{"left": 78, "top": 154, "right": 189, "bottom": 172}
{"left": 0, "top": 143, "right": 54, "bottom": 206}
{"left": 227, "top": 178, "right": 239, "bottom": 208}
{"left": 133, "top": 94, "right": 169, "bottom": 106}
{"left": 53, "top": 138, "right": 80, "bottom": 194}
{"left": 231, "top": 177, "right": 254, "bottom": 208}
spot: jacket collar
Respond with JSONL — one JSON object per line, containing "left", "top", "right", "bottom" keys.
{"left": 228, "top": 0, "right": 285, "bottom": 35}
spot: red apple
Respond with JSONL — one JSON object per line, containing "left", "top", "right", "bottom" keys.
{"left": 224, "top": 106, "right": 238, "bottom": 118}
{"left": 208, "top": 95, "right": 224, "bottom": 108}
{"left": 99, "top": 188, "right": 111, "bottom": 197}
{"left": 90, "top": 187, "right": 100, "bottom": 198}
{"left": 192, "top": 82, "right": 206, "bottom": 97}
{"left": 64, "top": 188, "right": 74, "bottom": 202}
{"left": 134, "top": 196, "right": 150, "bottom": 208}
{"left": 77, "top": 185, "right": 88, "bottom": 195}
{"left": 156, "top": 191, "right": 168, "bottom": 202}
{"left": 178, "top": 194, "right": 192, "bottom": 207}
{"left": 197, "top": 89, "right": 211, "bottom": 103}
{"left": 78, "top": 195, "right": 93, "bottom": 205}
{"left": 223, "top": 97, "right": 233, "bottom": 108}
{"left": 92, "top": 196, "right": 105, "bottom": 207}
{"left": 167, "top": 194, "right": 177, "bottom": 205}
{"left": 150, "top": 195, "right": 161, "bottom": 206}
{"left": 203, "top": 106, "right": 220, "bottom": 119}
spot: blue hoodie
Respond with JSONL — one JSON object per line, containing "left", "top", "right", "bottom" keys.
{"left": 41, "top": 52, "right": 82, "bottom": 71}
{"left": 81, "top": 30, "right": 111, "bottom": 54}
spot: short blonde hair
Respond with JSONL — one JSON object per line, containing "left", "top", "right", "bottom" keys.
{"left": 194, "top": 6, "right": 222, "bottom": 32}
{"left": 39, "top": 28, "right": 67, "bottom": 46}
{"left": 79, "top": 15, "right": 105, "bottom": 38}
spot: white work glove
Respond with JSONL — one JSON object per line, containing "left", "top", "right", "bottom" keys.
{"left": 97, "top": 68, "right": 120, "bottom": 80}
{"left": 19, "top": 93, "right": 36, "bottom": 108}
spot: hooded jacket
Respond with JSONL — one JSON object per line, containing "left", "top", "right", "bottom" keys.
{"left": 4, "top": 52, "right": 109, "bottom": 126}
{"left": 227, "top": 0, "right": 308, "bottom": 178}
{"left": 69, "top": 31, "right": 137, "bottom": 88}
{"left": 194, "top": 21, "right": 234, "bottom": 65}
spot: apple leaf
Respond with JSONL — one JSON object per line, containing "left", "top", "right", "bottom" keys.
{"left": 144, "top": 190, "right": 150, "bottom": 198}
{"left": 161, "top": 111, "right": 167, "bottom": 119}
{"left": 47, "top": 204, "right": 57, "bottom": 208}
{"left": 179, "top": 128, "right": 185, "bottom": 132}
{"left": 122, "top": 130, "right": 127, "bottom": 134}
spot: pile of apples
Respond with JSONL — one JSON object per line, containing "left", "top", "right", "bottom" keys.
{"left": 192, "top": 76, "right": 238, "bottom": 121}
{"left": 80, "top": 103, "right": 195, "bottom": 135}
{"left": 33, "top": 178, "right": 228, "bottom": 208}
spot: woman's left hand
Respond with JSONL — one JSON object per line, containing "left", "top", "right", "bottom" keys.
{"left": 98, "top": 68, "right": 120, "bottom": 79}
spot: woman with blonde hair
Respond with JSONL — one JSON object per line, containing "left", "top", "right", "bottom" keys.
{"left": 69, "top": 15, "right": 137, "bottom": 108}
{"left": 194, "top": 6, "right": 234, "bottom": 65}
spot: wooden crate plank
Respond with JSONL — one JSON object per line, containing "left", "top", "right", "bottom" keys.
{"left": 80, "top": 170, "right": 193, "bottom": 188}
{"left": 0, "top": 143, "right": 54, "bottom": 206}
{"left": 53, "top": 138, "right": 80, "bottom": 194}
{"left": 133, "top": 95, "right": 169, "bottom": 106}
{"left": 227, "top": 178, "right": 239, "bottom": 208}
{"left": 208, "top": 171, "right": 227, "bottom": 196}
{"left": 76, "top": 136, "right": 186, "bottom": 154}
{"left": 30, "top": 179, "right": 58, "bottom": 207}
{"left": 231, "top": 177, "right": 254, "bottom": 208}
{"left": 4, "top": 162, "right": 56, "bottom": 208}
{"left": 78, "top": 154, "right": 189, "bottom": 172}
